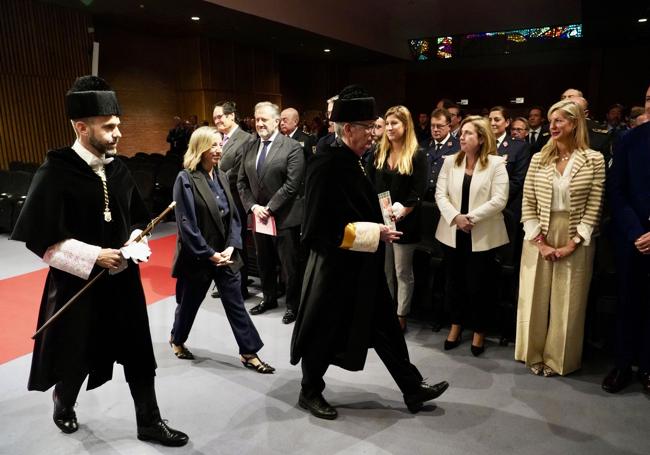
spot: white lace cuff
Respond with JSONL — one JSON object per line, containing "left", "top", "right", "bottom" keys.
{"left": 43, "top": 239, "right": 101, "bottom": 280}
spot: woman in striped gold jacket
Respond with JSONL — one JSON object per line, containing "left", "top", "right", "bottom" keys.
{"left": 515, "top": 99, "right": 605, "bottom": 377}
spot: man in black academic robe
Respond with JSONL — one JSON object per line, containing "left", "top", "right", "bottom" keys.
{"left": 10, "top": 75, "right": 187, "bottom": 446}
{"left": 290, "top": 85, "right": 449, "bottom": 420}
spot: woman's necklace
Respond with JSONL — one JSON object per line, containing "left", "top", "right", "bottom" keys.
{"left": 559, "top": 153, "right": 571, "bottom": 161}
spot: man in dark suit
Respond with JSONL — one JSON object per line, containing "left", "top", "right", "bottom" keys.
{"left": 602, "top": 84, "right": 650, "bottom": 394}
{"left": 527, "top": 106, "right": 550, "bottom": 154}
{"left": 280, "top": 107, "right": 316, "bottom": 160}
{"left": 238, "top": 101, "right": 305, "bottom": 324}
{"left": 423, "top": 108, "right": 460, "bottom": 203}
{"left": 214, "top": 101, "right": 254, "bottom": 299}
{"left": 490, "top": 106, "right": 531, "bottom": 343}
{"left": 422, "top": 107, "right": 460, "bottom": 331}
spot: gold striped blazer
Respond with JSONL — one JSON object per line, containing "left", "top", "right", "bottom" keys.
{"left": 521, "top": 148, "right": 605, "bottom": 237}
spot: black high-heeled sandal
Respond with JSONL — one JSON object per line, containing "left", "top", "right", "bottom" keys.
{"left": 169, "top": 340, "right": 194, "bottom": 360}
{"left": 241, "top": 354, "right": 275, "bottom": 374}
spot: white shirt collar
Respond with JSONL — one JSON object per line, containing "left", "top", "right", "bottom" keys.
{"left": 436, "top": 133, "right": 451, "bottom": 145}
{"left": 288, "top": 128, "right": 299, "bottom": 138}
{"left": 263, "top": 129, "right": 279, "bottom": 144}
{"left": 530, "top": 126, "right": 541, "bottom": 134}
{"left": 497, "top": 132, "right": 507, "bottom": 146}
{"left": 72, "top": 140, "right": 114, "bottom": 171}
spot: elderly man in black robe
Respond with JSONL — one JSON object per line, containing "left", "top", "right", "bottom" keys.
{"left": 290, "top": 85, "right": 449, "bottom": 420}
{"left": 11, "top": 76, "right": 188, "bottom": 446}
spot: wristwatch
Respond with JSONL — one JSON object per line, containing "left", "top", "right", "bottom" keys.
{"left": 572, "top": 235, "right": 582, "bottom": 245}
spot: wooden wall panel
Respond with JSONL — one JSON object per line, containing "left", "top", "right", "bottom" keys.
{"left": 0, "top": 0, "right": 91, "bottom": 169}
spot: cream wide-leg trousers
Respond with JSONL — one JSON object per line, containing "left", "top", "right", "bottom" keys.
{"left": 515, "top": 212, "right": 595, "bottom": 375}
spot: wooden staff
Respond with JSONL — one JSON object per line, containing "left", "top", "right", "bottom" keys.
{"left": 31, "top": 201, "right": 177, "bottom": 339}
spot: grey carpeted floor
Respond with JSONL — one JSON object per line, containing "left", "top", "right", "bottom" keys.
{"left": 1, "top": 228, "right": 649, "bottom": 455}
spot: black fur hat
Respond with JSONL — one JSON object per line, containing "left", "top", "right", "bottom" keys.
{"left": 65, "top": 75, "right": 121, "bottom": 119}
{"left": 330, "top": 85, "right": 377, "bottom": 122}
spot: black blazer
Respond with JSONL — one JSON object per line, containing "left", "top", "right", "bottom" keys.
{"left": 237, "top": 132, "right": 306, "bottom": 229}
{"left": 172, "top": 168, "right": 243, "bottom": 281}
{"left": 528, "top": 125, "right": 550, "bottom": 155}
{"left": 366, "top": 149, "right": 427, "bottom": 244}
{"left": 290, "top": 129, "right": 316, "bottom": 161}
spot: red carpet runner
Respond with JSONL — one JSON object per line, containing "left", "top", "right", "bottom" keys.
{"left": 0, "top": 235, "right": 177, "bottom": 364}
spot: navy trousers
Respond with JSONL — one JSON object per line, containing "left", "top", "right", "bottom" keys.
{"left": 171, "top": 266, "right": 263, "bottom": 355}
{"left": 614, "top": 241, "right": 650, "bottom": 373}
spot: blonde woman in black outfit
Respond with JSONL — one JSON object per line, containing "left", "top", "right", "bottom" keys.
{"left": 366, "top": 105, "right": 427, "bottom": 331}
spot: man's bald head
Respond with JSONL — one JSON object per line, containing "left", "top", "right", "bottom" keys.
{"left": 280, "top": 107, "right": 300, "bottom": 135}
{"left": 568, "top": 96, "right": 590, "bottom": 118}
{"left": 561, "top": 88, "right": 584, "bottom": 100}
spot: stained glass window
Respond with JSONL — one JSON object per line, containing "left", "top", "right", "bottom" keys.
{"left": 437, "top": 37, "right": 453, "bottom": 59}
{"left": 410, "top": 23, "right": 582, "bottom": 60}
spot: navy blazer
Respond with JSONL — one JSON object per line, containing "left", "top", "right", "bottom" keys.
{"left": 497, "top": 136, "right": 531, "bottom": 221}
{"left": 422, "top": 134, "right": 460, "bottom": 199}
{"left": 608, "top": 122, "right": 650, "bottom": 243}
{"left": 172, "top": 168, "right": 243, "bottom": 279}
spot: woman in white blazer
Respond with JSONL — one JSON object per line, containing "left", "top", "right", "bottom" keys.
{"left": 435, "top": 115, "right": 509, "bottom": 356}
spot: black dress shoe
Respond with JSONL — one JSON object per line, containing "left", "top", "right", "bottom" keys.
{"left": 298, "top": 391, "right": 338, "bottom": 420}
{"left": 282, "top": 309, "right": 297, "bottom": 324}
{"left": 249, "top": 301, "right": 278, "bottom": 315}
{"left": 637, "top": 370, "right": 650, "bottom": 393}
{"left": 53, "top": 390, "right": 78, "bottom": 434}
{"left": 137, "top": 419, "right": 189, "bottom": 447}
{"left": 403, "top": 381, "right": 449, "bottom": 413}
{"left": 602, "top": 367, "right": 632, "bottom": 393}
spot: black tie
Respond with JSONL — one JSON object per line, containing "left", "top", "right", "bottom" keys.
{"left": 530, "top": 131, "right": 537, "bottom": 144}
{"left": 435, "top": 143, "right": 442, "bottom": 152}
{"left": 257, "top": 140, "right": 271, "bottom": 174}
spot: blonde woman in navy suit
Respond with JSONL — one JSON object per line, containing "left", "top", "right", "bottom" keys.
{"left": 435, "top": 116, "right": 509, "bottom": 356}
{"left": 515, "top": 100, "right": 604, "bottom": 377}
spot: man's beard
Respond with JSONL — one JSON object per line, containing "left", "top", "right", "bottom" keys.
{"left": 89, "top": 135, "right": 118, "bottom": 156}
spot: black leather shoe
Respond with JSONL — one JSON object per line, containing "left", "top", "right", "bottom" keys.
{"left": 137, "top": 419, "right": 189, "bottom": 447}
{"left": 602, "top": 367, "right": 632, "bottom": 393}
{"left": 403, "top": 381, "right": 449, "bottom": 413}
{"left": 53, "top": 390, "right": 78, "bottom": 434}
{"left": 637, "top": 370, "right": 650, "bottom": 393}
{"left": 298, "top": 391, "right": 338, "bottom": 420}
{"left": 249, "top": 301, "right": 278, "bottom": 315}
{"left": 282, "top": 309, "right": 297, "bottom": 324}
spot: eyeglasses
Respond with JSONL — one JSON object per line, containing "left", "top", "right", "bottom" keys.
{"left": 431, "top": 123, "right": 450, "bottom": 130}
{"left": 350, "top": 122, "right": 374, "bottom": 131}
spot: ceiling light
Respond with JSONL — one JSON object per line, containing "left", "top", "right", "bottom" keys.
{"left": 191, "top": 16, "right": 200, "bottom": 21}
{"left": 324, "top": 48, "right": 331, "bottom": 53}
{"left": 639, "top": 18, "right": 648, "bottom": 23}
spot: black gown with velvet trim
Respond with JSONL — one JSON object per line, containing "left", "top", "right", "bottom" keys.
{"left": 290, "top": 140, "right": 407, "bottom": 371}
{"left": 11, "top": 147, "right": 155, "bottom": 391}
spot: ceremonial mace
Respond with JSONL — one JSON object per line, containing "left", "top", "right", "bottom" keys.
{"left": 31, "top": 201, "right": 177, "bottom": 339}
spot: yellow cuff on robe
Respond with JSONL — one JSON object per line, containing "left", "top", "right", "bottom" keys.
{"left": 339, "top": 222, "right": 380, "bottom": 253}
